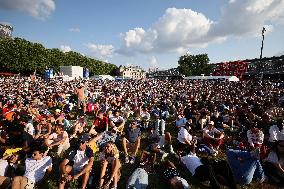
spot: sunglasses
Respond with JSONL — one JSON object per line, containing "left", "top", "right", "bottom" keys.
{"left": 32, "top": 152, "right": 40, "bottom": 156}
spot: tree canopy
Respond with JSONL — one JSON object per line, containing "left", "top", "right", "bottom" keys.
{"left": 177, "top": 53, "right": 213, "bottom": 76}
{"left": 0, "top": 37, "right": 117, "bottom": 76}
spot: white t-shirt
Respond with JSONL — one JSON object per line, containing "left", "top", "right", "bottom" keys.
{"left": 111, "top": 116, "right": 124, "bottom": 124}
{"left": 203, "top": 126, "right": 220, "bottom": 138}
{"left": 181, "top": 153, "right": 203, "bottom": 176}
{"left": 266, "top": 151, "right": 284, "bottom": 166}
{"left": 25, "top": 123, "right": 35, "bottom": 136}
{"left": 141, "top": 112, "right": 150, "bottom": 120}
{"left": 24, "top": 156, "right": 52, "bottom": 183}
{"left": 177, "top": 127, "right": 192, "bottom": 144}
{"left": 0, "top": 159, "right": 9, "bottom": 176}
{"left": 269, "top": 125, "right": 284, "bottom": 142}
{"left": 73, "top": 150, "right": 90, "bottom": 172}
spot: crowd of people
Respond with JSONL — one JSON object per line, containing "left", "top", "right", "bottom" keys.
{"left": 0, "top": 76, "right": 284, "bottom": 189}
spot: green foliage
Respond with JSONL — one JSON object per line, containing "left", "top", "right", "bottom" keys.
{"left": 177, "top": 53, "right": 213, "bottom": 76}
{"left": 0, "top": 37, "right": 117, "bottom": 75}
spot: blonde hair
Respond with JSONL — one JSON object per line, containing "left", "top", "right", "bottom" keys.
{"left": 105, "top": 141, "right": 119, "bottom": 158}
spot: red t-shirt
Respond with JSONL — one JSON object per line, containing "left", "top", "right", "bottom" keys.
{"left": 93, "top": 116, "right": 108, "bottom": 130}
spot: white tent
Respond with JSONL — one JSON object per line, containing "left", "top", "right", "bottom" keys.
{"left": 184, "top": 75, "right": 240, "bottom": 81}
{"left": 228, "top": 76, "right": 240, "bottom": 82}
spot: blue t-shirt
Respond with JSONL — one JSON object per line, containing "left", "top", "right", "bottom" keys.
{"left": 125, "top": 127, "right": 141, "bottom": 143}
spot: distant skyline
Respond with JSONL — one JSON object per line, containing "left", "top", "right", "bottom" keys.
{"left": 1, "top": 0, "right": 284, "bottom": 69}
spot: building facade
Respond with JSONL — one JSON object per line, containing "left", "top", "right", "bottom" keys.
{"left": 118, "top": 66, "right": 146, "bottom": 79}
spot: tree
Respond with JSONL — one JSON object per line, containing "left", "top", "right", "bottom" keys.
{"left": 0, "top": 37, "right": 118, "bottom": 75}
{"left": 177, "top": 53, "right": 213, "bottom": 76}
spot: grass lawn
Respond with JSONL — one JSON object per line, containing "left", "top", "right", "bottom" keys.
{"left": 42, "top": 113, "right": 277, "bottom": 189}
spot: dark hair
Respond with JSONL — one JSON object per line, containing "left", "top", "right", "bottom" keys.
{"left": 31, "top": 145, "right": 48, "bottom": 154}
{"left": 8, "top": 150, "right": 26, "bottom": 163}
{"left": 56, "top": 124, "right": 64, "bottom": 130}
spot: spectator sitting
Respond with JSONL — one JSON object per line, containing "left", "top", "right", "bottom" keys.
{"left": 226, "top": 148, "right": 264, "bottom": 185}
{"left": 122, "top": 120, "right": 141, "bottom": 164}
{"left": 99, "top": 141, "right": 121, "bottom": 189}
{"left": 139, "top": 106, "right": 151, "bottom": 129}
{"left": 89, "top": 111, "right": 108, "bottom": 135}
{"left": 203, "top": 121, "right": 224, "bottom": 154}
{"left": 0, "top": 150, "right": 25, "bottom": 189}
{"left": 176, "top": 123, "right": 197, "bottom": 153}
{"left": 263, "top": 140, "right": 284, "bottom": 186}
{"left": 59, "top": 134, "right": 94, "bottom": 189}
{"left": 54, "top": 109, "right": 65, "bottom": 123}
{"left": 181, "top": 145, "right": 236, "bottom": 189}
{"left": 269, "top": 119, "right": 284, "bottom": 144}
{"left": 22, "top": 117, "right": 35, "bottom": 137}
{"left": 126, "top": 151, "right": 156, "bottom": 189}
{"left": 109, "top": 110, "right": 125, "bottom": 133}
{"left": 160, "top": 160, "right": 190, "bottom": 189}
{"left": 246, "top": 123, "right": 264, "bottom": 149}
{"left": 34, "top": 117, "right": 52, "bottom": 140}
{"left": 146, "top": 125, "right": 175, "bottom": 161}
{"left": 6, "top": 125, "right": 34, "bottom": 149}
{"left": 44, "top": 124, "right": 70, "bottom": 156}
{"left": 11, "top": 145, "right": 52, "bottom": 189}
{"left": 198, "top": 111, "right": 209, "bottom": 130}
{"left": 151, "top": 113, "right": 166, "bottom": 136}
{"left": 175, "top": 113, "right": 187, "bottom": 129}
{"left": 71, "top": 115, "right": 87, "bottom": 139}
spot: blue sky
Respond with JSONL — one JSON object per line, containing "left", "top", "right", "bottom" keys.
{"left": 1, "top": 0, "right": 284, "bottom": 70}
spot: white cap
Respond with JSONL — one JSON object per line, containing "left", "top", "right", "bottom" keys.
{"left": 209, "top": 121, "right": 214, "bottom": 125}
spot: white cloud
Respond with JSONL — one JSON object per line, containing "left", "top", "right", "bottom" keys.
{"left": 118, "top": 8, "right": 212, "bottom": 55}
{"left": 60, "top": 45, "right": 72, "bottom": 53}
{"left": 275, "top": 50, "right": 284, "bottom": 56}
{"left": 0, "top": 22, "right": 12, "bottom": 26}
{"left": 69, "top": 28, "right": 80, "bottom": 33}
{"left": 86, "top": 43, "right": 114, "bottom": 58}
{"left": 246, "top": 0, "right": 274, "bottom": 14}
{"left": 0, "top": 0, "right": 55, "bottom": 19}
{"left": 210, "top": 0, "right": 284, "bottom": 38}
{"left": 149, "top": 56, "right": 159, "bottom": 68}
{"left": 118, "top": 0, "right": 284, "bottom": 56}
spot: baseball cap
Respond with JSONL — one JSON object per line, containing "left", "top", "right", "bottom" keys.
{"left": 79, "top": 134, "right": 90, "bottom": 143}
{"left": 209, "top": 121, "right": 214, "bottom": 125}
{"left": 55, "top": 109, "right": 61, "bottom": 113}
